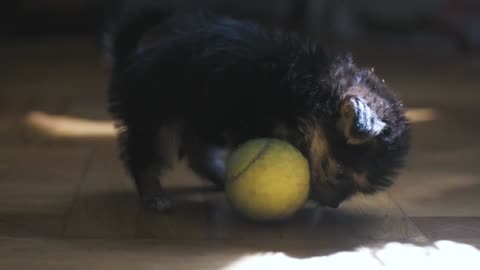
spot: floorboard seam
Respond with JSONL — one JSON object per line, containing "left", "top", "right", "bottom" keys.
{"left": 61, "top": 147, "right": 96, "bottom": 236}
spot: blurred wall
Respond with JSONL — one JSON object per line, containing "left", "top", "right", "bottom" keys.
{"left": 2, "top": 0, "right": 479, "bottom": 52}
{"left": 2, "top": 0, "right": 295, "bottom": 34}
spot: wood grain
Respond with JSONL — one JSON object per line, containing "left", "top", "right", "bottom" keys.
{"left": 63, "top": 144, "right": 139, "bottom": 238}
{"left": 0, "top": 147, "right": 91, "bottom": 236}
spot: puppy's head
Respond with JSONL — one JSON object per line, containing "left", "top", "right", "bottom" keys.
{"left": 291, "top": 55, "right": 411, "bottom": 208}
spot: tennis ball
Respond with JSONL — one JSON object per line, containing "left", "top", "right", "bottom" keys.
{"left": 225, "top": 138, "right": 310, "bottom": 221}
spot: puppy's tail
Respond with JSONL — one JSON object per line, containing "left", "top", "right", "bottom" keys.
{"left": 104, "top": 5, "right": 174, "bottom": 68}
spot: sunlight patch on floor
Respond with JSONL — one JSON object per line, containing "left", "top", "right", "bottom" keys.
{"left": 222, "top": 241, "right": 479, "bottom": 270}
{"left": 405, "top": 108, "right": 437, "bottom": 123}
{"left": 25, "top": 111, "right": 116, "bottom": 138}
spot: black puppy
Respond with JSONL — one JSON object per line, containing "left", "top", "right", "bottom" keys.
{"left": 106, "top": 9, "right": 410, "bottom": 212}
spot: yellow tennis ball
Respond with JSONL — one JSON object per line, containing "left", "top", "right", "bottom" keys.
{"left": 225, "top": 138, "right": 310, "bottom": 221}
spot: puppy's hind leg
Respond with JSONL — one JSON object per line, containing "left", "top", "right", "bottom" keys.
{"left": 122, "top": 123, "right": 175, "bottom": 212}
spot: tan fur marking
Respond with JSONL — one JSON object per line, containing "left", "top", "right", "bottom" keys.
{"left": 308, "top": 124, "right": 328, "bottom": 173}
{"left": 338, "top": 100, "right": 355, "bottom": 140}
{"left": 304, "top": 122, "right": 340, "bottom": 186}
{"left": 326, "top": 158, "right": 339, "bottom": 183}
{"left": 353, "top": 171, "right": 369, "bottom": 189}
{"left": 347, "top": 136, "right": 372, "bottom": 145}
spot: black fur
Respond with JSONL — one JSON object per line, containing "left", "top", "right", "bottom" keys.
{"left": 106, "top": 9, "right": 410, "bottom": 211}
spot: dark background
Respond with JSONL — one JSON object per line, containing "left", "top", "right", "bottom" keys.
{"left": 3, "top": 0, "right": 480, "bottom": 54}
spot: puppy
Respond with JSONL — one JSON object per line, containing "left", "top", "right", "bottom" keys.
{"left": 106, "top": 9, "right": 410, "bottom": 212}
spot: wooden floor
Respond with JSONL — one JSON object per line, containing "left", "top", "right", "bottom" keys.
{"left": 1, "top": 36, "right": 480, "bottom": 269}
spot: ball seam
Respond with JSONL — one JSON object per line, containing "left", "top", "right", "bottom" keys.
{"left": 230, "top": 139, "right": 273, "bottom": 182}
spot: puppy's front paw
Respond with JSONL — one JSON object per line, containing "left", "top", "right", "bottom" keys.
{"left": 143, "top": 196, "right": 173, "bottom": 212}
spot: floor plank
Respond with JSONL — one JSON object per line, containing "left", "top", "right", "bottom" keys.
{"left": 136, "top": 159, "right": 216, "bottom": 240}
{"left": 138, "top": 187, "right": 426, "bottom": 248}
{"left": 63, "top": 144, "right": 139, "bottom": 238}
{"left": 390, "top": 108, "right": 480, "bottom": 217}
{"left": 412, "top": 217, "right": 480, "bottom": 247}
{"left": 0, "top": 147, "right": 91, "bottom": 236}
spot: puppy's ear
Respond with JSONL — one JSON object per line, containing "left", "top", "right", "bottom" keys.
{"left": 338, "top": 95, "right": 386, "bottom": 144}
